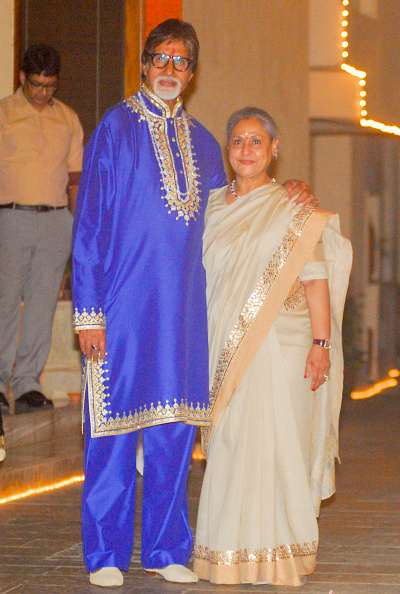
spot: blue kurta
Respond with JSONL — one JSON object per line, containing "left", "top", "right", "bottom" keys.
{"left": 73, "top": 85, "right": 226, "bottom": 437}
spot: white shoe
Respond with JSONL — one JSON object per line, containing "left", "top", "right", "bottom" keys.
{"left": 0, "top": 436, "right": 5, "bottom": 462}
{"left": 144, "top": 564, "right": 198, "bottom": 583}
{"left": 89, "top": 567, "right": 123, "bottom": 587}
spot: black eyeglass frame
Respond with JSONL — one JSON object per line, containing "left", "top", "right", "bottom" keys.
{"left": 147, "top": 53, "right": 193, "bottom": 72}
{"left": 27, "top": 77, "right": 58, "bottom": 91}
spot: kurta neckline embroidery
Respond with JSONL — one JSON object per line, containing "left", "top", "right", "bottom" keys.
{"left": 125, "top": 85, "right": 201, "bottom": 225}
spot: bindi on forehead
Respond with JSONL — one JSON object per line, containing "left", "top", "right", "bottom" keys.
{"left": 159, "top": 40, "right": 189, "bottom": 57}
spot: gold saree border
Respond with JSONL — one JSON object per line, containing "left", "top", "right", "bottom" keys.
{"left": 203, "top": 205, "right": 334, "bottom": 453}
{"left": 85, "top": 359, "right": 210, "bottom": 437}
{"left": 193, "top": 542, "right": 317, "bottom": 586}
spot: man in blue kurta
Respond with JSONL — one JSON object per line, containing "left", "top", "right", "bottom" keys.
{"left": 73, "top": 19, "right": 226, "bottom": 588}
{"left": 73, "top": 18, "right": 313, "bottom": 588}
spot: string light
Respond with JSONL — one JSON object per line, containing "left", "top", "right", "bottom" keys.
{"left": 360, "top": 119, "right": 400, "bottom": 134}
{"left": 0, "top": 475, "right": 85, "bottom": 505}
{"left": 340, "top": 0, "right": 400, "bottom": 135}
{"left": 351, "top": 377, "right": 398, "bottom": 400}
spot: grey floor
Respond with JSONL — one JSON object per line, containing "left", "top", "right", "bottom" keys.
{"left": 0, "top": 389, "right": 400, "bottom": 593}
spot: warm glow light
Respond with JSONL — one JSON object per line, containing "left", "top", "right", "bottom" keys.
{"left": 341, "top": 31, "right": 348, "bottom": 37}
{"left": 351, "top": 378, "right": 398, "bottom": 400}
{"left": 341, "top": 64, "right": 366, "bottom": 78}
{"left": 342, "top": 41, "right": 349, "bottom": 48}
{"left": 361, "top": 110, "right": 368, "bottom": 116}
{"left": 342, "top": 20, "right": 348, "bottom": 26}
{"left": 342, "top": 51, "right": 349, "bottom": 58}
{"left": 388, "top": 369, "right": 400, "bottom": 378}
{"left": 360, "top": 100, "right": 366, "bottom": 106}
{"left": 192, "top": 443, "right": 205, "bottom": 460}
{"left": 360, "top": 90, "right": 366, "bottom": 97}
{"left": 0, "top": 475, "right": 85, "bottom": 505}
{"left": 360, "top": 119, "right": 400, "bottom": 135}
{"left": 343, "top": 0, "right": 349, "bottom": 5}
{"left": 359, "top": 79, "right": 366, "bottom": 86}
{"left": 342, "top": 10, "right": 349, "bottom": 16}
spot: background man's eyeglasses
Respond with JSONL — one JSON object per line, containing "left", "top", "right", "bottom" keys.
{"left": 148, "top": 53, "right": 192, "bottom": 72}
{"left": 27, "top": 78, "right": 58, "bottom": 91}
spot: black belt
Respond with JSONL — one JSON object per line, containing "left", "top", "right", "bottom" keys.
{"left": 0, "top": 203, "right": 67, "bottom": 212}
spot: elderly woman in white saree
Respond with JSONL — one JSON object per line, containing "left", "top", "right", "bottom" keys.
{"left": 193, "top": 108, "right": 352, "bottom": 587}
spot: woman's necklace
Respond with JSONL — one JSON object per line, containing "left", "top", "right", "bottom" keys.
{"left": 229, "top": 178, "right": 276, "bottom": 199}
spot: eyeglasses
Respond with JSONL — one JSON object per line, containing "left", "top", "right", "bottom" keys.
{"left": 27, "top": 78, "right": 58, "bottom": 91}
{"left": 148, "top": 53, "right": 192, "bottom": 72}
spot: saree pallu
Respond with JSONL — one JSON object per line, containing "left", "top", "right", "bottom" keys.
{"left": 193, "top": 184, "right": 352, "bottom": 586}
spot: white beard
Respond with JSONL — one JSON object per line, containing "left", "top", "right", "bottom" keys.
{"left": 153, "top": 76, "right": 182, "bottom": 101}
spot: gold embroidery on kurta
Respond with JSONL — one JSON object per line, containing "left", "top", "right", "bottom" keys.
{"left": 193, "top": 541, "right": 318, "bottom": 565}
{"left": 125, "top": 89, "right": 201, "bottom": 225}
{"left": 73, "top": 307, "right": 106, "bottom": 331}
{"left": 84, "top": 359, "right": 210, "bottom": 437}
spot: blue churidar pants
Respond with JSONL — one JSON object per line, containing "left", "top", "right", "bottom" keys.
{"left": 82, "top": 409, "right": 197, "bottom": 572}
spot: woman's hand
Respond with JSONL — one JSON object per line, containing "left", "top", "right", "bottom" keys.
{"left": 79, "top": 328, "right": 106, "bottom": 362}
{"left": 283, "top": 179, "right": 315, "bottom": 207}
{"left": 304, "top": 344, "right": 331, "bottom": 391}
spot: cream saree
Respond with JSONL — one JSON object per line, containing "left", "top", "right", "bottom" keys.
{"left": 193, "top": 184, "right": 352, "bottom": 586}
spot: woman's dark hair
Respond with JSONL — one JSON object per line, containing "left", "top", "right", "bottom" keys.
{"left": 141, "top": 18, "right": 199, "bottom": 80}
{"left": 21, "top": 44, "right": 61, "bottom": 77}
{"left": 226, "top": 107, "right": 279, "bottom": 144}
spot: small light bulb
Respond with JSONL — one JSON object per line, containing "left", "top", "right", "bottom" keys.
{"left": 341, "top": 31, "right": 348, "bottom": 37}
{"left": 361, "top": 110, "right": 368, "bottom": 116}
{"left": 342, "top": 41, "right": 349, "bottom": 47}
{"left": 342, "top": 10, "right": 349, "bottom": 16}
{"left": 359, "top": 79, "right": 366, "bottom": 86}
{"left": 360, "top": 90, "right": 366, "bottom": 97}
{"left": 342, "top": 51, "right": 349, "bottom": 58}
{"left": 342, "top": 20, "right": 348, "bottom": 26}
{"left": 360, "top": 100, "right": 366, "bottom": 106}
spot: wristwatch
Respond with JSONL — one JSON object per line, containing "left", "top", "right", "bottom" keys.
{"left": 313, "top": 339, "right": 332, "bottom": 349}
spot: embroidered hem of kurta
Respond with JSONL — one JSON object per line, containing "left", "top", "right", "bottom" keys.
{"left": 85, "top": 360, "right": 210, "bottom": 437}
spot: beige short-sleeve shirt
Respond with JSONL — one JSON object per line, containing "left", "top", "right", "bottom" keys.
{"left": 0, "top": 87, "right": 84, "bottom": 206}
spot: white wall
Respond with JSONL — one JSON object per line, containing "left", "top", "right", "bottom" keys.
{"left": 0, "top": 0, "right": 15, "bottom": 99}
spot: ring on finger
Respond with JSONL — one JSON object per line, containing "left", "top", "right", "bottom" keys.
{"left": 323, "top": 374, "right": 330, "bottom": 381}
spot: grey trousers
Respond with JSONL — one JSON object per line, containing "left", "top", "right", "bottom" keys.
{"left": 0, "top": 208, "right": 73, "bottom": 399}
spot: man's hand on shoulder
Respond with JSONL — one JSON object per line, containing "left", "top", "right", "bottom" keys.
{"left": 283, "top": 179, "right": 316, "bottom": 207}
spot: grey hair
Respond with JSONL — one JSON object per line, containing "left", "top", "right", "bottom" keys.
{"left": 226, "top": 106, "right": 279, "bottom": 144}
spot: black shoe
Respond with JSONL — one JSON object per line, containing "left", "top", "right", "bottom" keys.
{"left": 0, "top": 392, "right": 9, "bottom": 414}
{"left": 14, "top": 390, "right": 54, "bottom": 414}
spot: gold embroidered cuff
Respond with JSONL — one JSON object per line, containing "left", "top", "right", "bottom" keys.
{"left": 73, "top": 307, "right": 106, "bottom": 332}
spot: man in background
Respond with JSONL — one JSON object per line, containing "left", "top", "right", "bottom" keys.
{"left": 0, "top": 43, "right": 83, "bottom": 429}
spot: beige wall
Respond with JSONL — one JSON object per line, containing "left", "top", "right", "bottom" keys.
{"left": 311, "top": 135, "right": 353, "bottom": 241}
{"left": 309, "top": 0, "right": 342, "bottom": 68}
{"left": 182, "top": 0, "right": 310, "bottom": 182}
{"left": 0, "top": 0, "right": 14, "bottom": 99}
